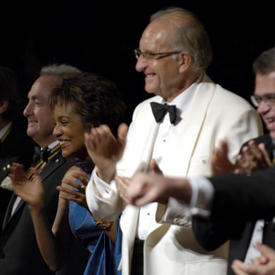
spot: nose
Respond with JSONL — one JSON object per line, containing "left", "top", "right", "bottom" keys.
{"left": 23, "top": 102, "right": 32, "bottom": 117}
{"left": 53, "top": 123, "right": 62, "bottom": 138}
{"left": 135, "top": 56, "right": 147, "bottom": 72}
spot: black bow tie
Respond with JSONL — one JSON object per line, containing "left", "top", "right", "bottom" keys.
{"left": 150, "top": 102, "right": 177, "bottom": 124}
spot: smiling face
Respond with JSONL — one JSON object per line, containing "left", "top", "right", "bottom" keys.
{"left": 23, "top": 75, "right": 60, "bottom": 147}
{"left": 135, "top": 19, "right": 185, "bottom": 102}
{"left": 255, "top": 71, "right": 275, "bottom": 139}
{"left": 53, "top": 102, "right": 86, "bottom": 158}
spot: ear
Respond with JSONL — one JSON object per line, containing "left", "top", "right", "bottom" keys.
{"left": 178, "top": 52, "right": 192, "bottom": 73}
{"left": 0, "top": 100, "right": 8, "bottom": 115}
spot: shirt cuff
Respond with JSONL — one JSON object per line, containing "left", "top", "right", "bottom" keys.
{"left": 92, "top": 167, "right": 117, "bottom": 199}
{"left": 188, "top": 176, "right": 214, "bottom": 217}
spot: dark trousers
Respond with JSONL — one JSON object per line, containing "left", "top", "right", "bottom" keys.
{"left": 131, "top": 239, "right": 144, "bottom": 275}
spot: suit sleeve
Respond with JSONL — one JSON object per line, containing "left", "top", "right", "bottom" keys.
{"left": 209, "top": 167, "right": 275, "bottom": 221}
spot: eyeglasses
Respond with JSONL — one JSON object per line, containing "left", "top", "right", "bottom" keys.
{"left": 250, "top": 94, "right": 275, "bottom": 107}
{"left": 134, "top": 48, "right": 182, "bottom": 60}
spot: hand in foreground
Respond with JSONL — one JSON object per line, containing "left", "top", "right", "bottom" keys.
{"left": 232, "top": 243, "right": 275, "bottom": 275}
{"left": 9, "top": 163, "right": 44, "bottom": 210}
{"left": 211, "top": 140, "right": 237, "bottom": 174}
{"left": 115, "top": 159, "right": 163, "bottom": 204}
{"left": 236, "top": 141, "right": 272, "bottom": 175}
{"left": 120, "top": 172, "right": 192, "bottom": 207}
{"left": 84, "top": 123, "right": 128, "bottom": 182}
{"left": 57, "top": 166, "right": 89, "bottom": 208}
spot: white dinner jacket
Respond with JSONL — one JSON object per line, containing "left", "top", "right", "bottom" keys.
{"left": 86, "top": 75, "right": 262, "bottom": 275}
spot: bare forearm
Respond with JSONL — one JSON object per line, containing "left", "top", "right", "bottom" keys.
{"left": 29, "top": 207, "right": 63, "bottom": 271}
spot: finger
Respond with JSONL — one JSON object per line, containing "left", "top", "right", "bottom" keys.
{"left": 255, "top": 242, "right": 275, "bottom": 259}
{"left": 62, "top": 175, "right": 87, "bottom": 188}
{"left": 132, "top": 187, "right": 160, "bottom": 206}
{"left": 253, "top": 255, "right": 269, "bottom": 265}
{"left": 248, "top": 140, "right": 262, "bottom": 160}
{"left": 118, "top": 123, "right": 128, "bottom": 138}
{"left": 58, "top": 184, "right": 83, "bottom": 196}
{"left": 258, "top": 143, "right": 273, "bottom": 167}
{"left": 150, "top": 159, "right": 163, "bottom": 175}
{"left": 231, "top": 260, "right": 255, "bottom": 275}
{"left": 116, "top": 176, "right": 129, "bottom": 203}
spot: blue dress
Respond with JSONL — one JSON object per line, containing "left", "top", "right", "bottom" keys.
{"left": 68, "top": 178, "right": 122, "bottom": 275}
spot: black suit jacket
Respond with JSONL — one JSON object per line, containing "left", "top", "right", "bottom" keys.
{"left": 192, "top": 134, "right": 275, "bottom": 275}
{"left": 0, "top": 121, "right": 35, "bottom": 227}
{"left": 0, "top": 150, "right": 73, "bottom": 275}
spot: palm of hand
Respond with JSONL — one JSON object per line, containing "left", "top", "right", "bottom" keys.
{"left": 10, "top": 164, "right": 44, "bottom": 209}
{"left": 237, "top": 142, "right": 272, "bottom": 175}
{"left": 84, "top": 124, "right": 128, "bottom": 179}
{"left": 14, "top": 176, "right": 44, "bottom": 208}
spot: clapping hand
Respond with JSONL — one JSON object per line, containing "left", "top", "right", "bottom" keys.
{"left": 84, "top": 123, "right": 128, "bottom": 183}
{"left": 236, "top": 141, "right": 272, "bottom": 175}
{"left": 57, "top": 166, "right": 89, "bottom": 208}
{"left": 9, "top": 163, "right": 44, "bottom": 210}
{"left": 232, "top": 243, "right": 275, "bottom": 275}
{"left": 116, "top": 159, "right": 164, "bottom": 205}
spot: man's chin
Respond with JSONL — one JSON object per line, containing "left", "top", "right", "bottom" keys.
{"left": 26, "top": 129, "right": 37, "bottom": 139}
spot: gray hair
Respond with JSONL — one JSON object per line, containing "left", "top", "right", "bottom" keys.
{"left": 253, "top": 47, "right": 275, "bottom": 75}
{"left": 150, "top": 7, "right": 212, "bottom": 74}
{"left": 40, "top": 64, "right": 82, "bottom": 78}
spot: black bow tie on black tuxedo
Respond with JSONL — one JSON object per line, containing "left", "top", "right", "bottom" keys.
{"left": 150, "top": 102, "right": 177, "bottom": 125}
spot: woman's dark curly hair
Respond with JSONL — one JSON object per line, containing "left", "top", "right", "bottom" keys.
{"left": 49, "top": 72, "right": 126, "bottom": 135}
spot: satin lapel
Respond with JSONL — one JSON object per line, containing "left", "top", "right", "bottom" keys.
{"left": 117, "top": 97, "right": 161, "bottom": 177}
{"left": 165, "top": 82, "right": 216, "bottom": 177}
{"left": 120, "top": 205, "right": 140, "bottom": 244}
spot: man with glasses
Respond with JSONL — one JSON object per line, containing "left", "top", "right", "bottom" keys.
{"left": 85, "top": 7, "right": 262, "bottom": 275}
{"left": 124, "top": 47, "right": 275, "bottom": 275}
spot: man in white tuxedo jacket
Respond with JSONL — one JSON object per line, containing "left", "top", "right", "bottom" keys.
{"left": 84, "top": 7, "right": 262, "bottom": 275}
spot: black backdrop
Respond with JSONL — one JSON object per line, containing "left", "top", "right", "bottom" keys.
{"left": 1, "top": 0, "right": 274, "bottom": 121}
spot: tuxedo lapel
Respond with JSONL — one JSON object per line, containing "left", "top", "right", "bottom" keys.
{"left": 161, "top": 81, "right": 216, "bottom": 177}
{"left": 117, "top": 98, "right": 161, "bottom": 177}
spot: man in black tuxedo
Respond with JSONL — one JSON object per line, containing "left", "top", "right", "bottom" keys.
{"left": 122, "top": 46, "right": 275, "bottom": 275}
{"left": 0, "top": 64, "right": 84, "bottom": 275}
{"left": 192, "top": 46, "right": 275, "bottom": 275}
{"left": 0, "top": 66, "right": 35, "bottom": 227}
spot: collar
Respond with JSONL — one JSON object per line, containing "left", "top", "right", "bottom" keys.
{"left": 39, "top": 140, "right": 61, "bottom": 162}
{"left": 162, "top": 77, "right": 201, "bottom": 119}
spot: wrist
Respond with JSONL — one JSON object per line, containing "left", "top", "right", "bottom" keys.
{"left": 28, "top": 202, "right": 44, "bottom": 213}
{"left": 170, "top": 178, "right": 192, "bottom": 204}
{"left": 96, "top": 166, "right": 116, "bottom": 183}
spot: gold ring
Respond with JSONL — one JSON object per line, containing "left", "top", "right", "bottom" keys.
{"left": 80, "top": 185, "right": 86, "bottom": 191}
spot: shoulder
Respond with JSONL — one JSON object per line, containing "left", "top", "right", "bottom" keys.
{"left": 211, "top": 84, "right": 253, "bottom": 111}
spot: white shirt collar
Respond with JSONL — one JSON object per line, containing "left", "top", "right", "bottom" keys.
{"left": 43, "top": 140, "right": 60, "bottom": 150}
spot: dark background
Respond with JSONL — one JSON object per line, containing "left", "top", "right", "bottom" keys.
{"left": 1, "top": 0, "right": 274, "bottom": 121}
